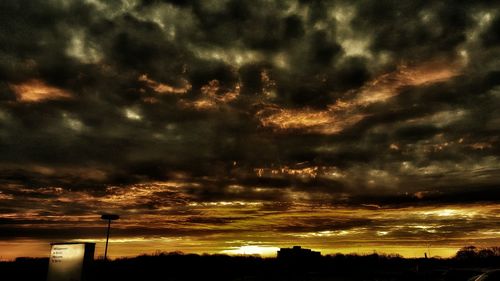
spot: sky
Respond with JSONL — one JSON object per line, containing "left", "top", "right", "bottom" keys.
{"left": 1, "top": 0, "right": 499, "bottom": 260}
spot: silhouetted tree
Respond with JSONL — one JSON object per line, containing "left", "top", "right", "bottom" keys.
{"left": 455, "top": 246, "right": 478, "bottom": 260}
{"left": 455, "top": 246, "right": 500, "bottom": 261}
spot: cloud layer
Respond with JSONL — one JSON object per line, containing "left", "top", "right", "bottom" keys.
{"left": 0, "top": 0, "right": 499, "bottom": 257}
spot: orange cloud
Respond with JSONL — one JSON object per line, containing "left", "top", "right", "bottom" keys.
{"left": 354, "top": 61, "right": 459, "bottom": 106}
{"left": 10, "top": 79, "right": 72, "bottom": 102}
{"left": 139, "top": 74, "right": 191, "bottom": 95}
{"left": 257, "top": 107, "right": 365, "bottom": 134}
{"left": 257, "top": 61, "right": 461, "bottom": 134}
{"left": 180, "top": 80, "right": 240, "bottom": 110}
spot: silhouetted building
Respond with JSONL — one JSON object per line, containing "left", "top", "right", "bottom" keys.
{"left": 277, "top": 246, "right": 321, "bottom": 260}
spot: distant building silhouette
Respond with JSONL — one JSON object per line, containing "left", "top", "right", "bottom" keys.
{"left": 277, "top": 246, "right": 321, "bottom": 260}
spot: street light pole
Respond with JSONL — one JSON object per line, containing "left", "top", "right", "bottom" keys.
{"left": 101, "top": 214, "right": 119, "bottom": 260}
{"left": 104, "top": 219, "right": 111, "bottom": 260}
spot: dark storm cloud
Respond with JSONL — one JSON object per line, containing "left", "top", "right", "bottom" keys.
{"left": 0, "top": 224, "right": 244, "bottom": 240}
{"left": 352, "top": 1, "right": 470, "bottom": 59}
{"left": 348, "top": 184, "right": 500, "bottom": 208}
{"left": 0, "top": 0, "right": 499, "bottom": 244}
{"left": 482, "top": 13, "right": 500, "bottom": 47}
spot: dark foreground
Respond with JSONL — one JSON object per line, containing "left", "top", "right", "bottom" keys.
{"left": 1, "top": 252, "right": 499, "bottom": 281}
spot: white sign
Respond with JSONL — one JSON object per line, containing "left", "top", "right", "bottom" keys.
{"left": 47, "top": 243, "right": 94, "bottom": 281}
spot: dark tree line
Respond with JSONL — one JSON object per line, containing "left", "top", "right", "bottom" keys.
{"left": 1, "top": 246, "right": 499, "bottom": 281}
{"left": 455, "top": 246, "right": 500, "bottom": 260}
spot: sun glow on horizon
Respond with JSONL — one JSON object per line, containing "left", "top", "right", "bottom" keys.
{"left": 221, "top": 245, "right": 281, "bottom": 257}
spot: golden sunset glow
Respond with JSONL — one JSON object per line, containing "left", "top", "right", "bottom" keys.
{"left": 1, "top": 179, "right": 498, "bottom": 260}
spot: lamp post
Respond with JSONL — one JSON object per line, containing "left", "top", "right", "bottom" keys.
{"left": 101, "top": 214, "right": 119, "bottom": 260}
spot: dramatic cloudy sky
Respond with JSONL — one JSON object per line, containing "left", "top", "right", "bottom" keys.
{"left": 1, "top": 0, "right": 499, "bottom": 259}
